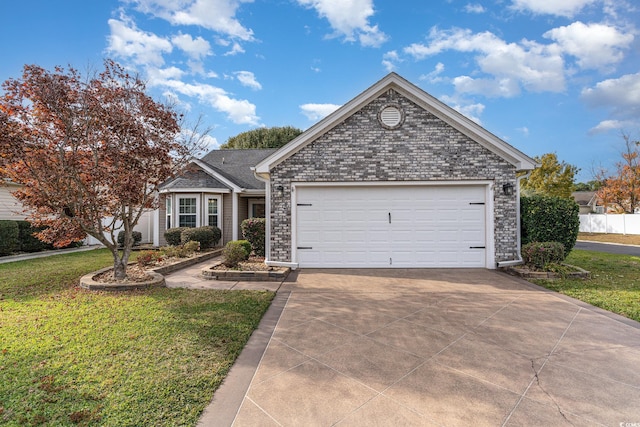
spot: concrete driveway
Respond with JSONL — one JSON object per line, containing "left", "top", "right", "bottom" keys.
{"left": 201, "top": 269, "right": 640, "bottom": 426}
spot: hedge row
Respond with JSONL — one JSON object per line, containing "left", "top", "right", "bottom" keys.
{"left": 164, "top": 226, "right": 222, "bottom": 249}
{"left": 0, "top": 220, "right": 55, "bottom": 256}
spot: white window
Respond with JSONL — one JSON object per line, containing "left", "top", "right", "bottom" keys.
{"left": 206, "top": 196, "right": 221, "bottom": 228}
{"left": 166, "top": 196, "right": 172, "bottom": 229}
{"left": 248, "top": 199, "right": 266, "bottom": 218}
{"left": 178, "top": 197, "right": 198, "bottom": 228}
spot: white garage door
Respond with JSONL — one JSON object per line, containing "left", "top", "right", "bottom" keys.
{"left": 295, "top": 185, "right": 487, "bottom": 268}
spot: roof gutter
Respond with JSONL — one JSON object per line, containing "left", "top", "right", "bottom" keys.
{"left": 497, "top": 171, "right": 532, "bottom": 268}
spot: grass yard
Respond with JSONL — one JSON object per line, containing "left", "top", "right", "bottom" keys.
{"left": 578, "top": 232, "right": 640, "bottom": 246}
{"left": 0, "top": 249, "right": 274, "bottom": 426}
{"left": 531, "top": 249, "right": 640, "bottom": 322}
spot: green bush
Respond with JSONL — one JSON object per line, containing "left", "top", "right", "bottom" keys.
{"left": 522, "top": 241, "right": 565, "bottom": 269}
{"left": 164, "top": 227, "right": 188, "bottom": 246}
{"left": 16, "top": 221, "right": 53, "bottom": 252}
{"left": 0, "top": 220, "right": 19, "bottom": 255}
{"left": 223, "top": 241, "right": 249, "bottom": 268}
{"left": 180, "top": 226, "right": 220, "bottom": 248}
{"left": 117, "top": 230, "right": 142, "bottom": 247}
{"left": 241, "top": 218, "right": 266, "bottom": 257}
{"left": 236, "top": 240, "right": 252, "bottom": 259}
{"left": 201, "top": 226, "right": 222, "bottom": 247}
{"left": 521, "top": 195, "right": 579, "bottom": 256}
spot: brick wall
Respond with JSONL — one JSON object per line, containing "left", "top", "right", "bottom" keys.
{"left": 269, "top": 89, "right": 518, "bottom": 264}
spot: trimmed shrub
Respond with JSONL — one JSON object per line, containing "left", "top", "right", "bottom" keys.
{"left": 222, "top": 240, "right": 249, "bottom": 268}
{"left": 201, "top": 226, "right": 222, "bottom": 247}
{"left": 164, "top": 227, "right": 188, "bottom": 246}
{"left": 16, "top": 221, "right": 53, "bottom": 252}
{"left": 241, "top": 218, "right": 265, "bottom": 257}
{"left": 521, "top": 195, "right": 579, "bottom": 257}
{"left": 180, "top": 226, "right": 220, "bottom": 249}
{"left": 0, "top": 220, "right": 19, "bottom": 255}
{"left": 236, "top": 240, "right": 252, "bottom": 259}
{"left": 117, "top": 230, "right": 142, "bottom": 247}
{"left": 522, "top": 241, "right": 565, "bottom": 269}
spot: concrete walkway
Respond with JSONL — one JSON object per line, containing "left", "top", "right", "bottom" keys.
{"left": 199, "top": 268, "right": 640, "bottom": 427}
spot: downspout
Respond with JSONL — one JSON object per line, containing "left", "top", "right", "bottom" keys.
{"left": 251, "top": 168, "right": 271, "bottom": 262}
{"left": 497, "top": 171, "right": 532, "bottom": 268}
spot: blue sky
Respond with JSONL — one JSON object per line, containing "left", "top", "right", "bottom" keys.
{"left": 1, "top": 0, "right": 639, "bottom": 182}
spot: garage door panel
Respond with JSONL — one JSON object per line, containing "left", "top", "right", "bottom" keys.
{"left": 295, "top": 185, "right": 487, "bottom": 268}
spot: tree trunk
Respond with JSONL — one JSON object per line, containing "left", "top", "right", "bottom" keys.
{"left": 112, "top": 256, "right": 127, "bottom": 281}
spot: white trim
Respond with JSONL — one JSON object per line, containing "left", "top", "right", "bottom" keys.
{"left": 153, "top": 208, "right": 160, "bottom": 246}
{"left": 255, "top": 73, "right": 537, "bottom": 174}
{"left": 248, "top": 198, "right": 266, "bottom": 218}
{"left": 160, "top": 187, "right": 231, "bottom": 194}
{"left": 204, "top": 195, "right": 222, "bottom": 229}
{"left": 232, "top": 192, "right": 239, "bottom": 240}
{"left": 176, "top": 194, "right": 200, "bottom": 228}
{"left": 291, "top": 181, "right": 495, "bottom": 269}
{"left": 265, "top": 260, "right": 299, "bottom": 270}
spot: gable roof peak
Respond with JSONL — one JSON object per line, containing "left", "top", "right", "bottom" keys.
{"left": 254, "top": 72, "right": 536, "bottom": 174}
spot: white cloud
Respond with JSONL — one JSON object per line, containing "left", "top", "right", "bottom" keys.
{"left": 582, "top": 72, "right": 640, "bottom": 118}
{"left": 440, "top": 95, "right": 485, "bottom": 124}
{"left": 171, "top": 33, "right": 212, "bottom": 60}
{"left": 419, "top": 62, "right": 446, "bottom": 83}
{"left": 296, "top": 0, "right": 388, "bottom": 47}
{"left": 517, "top": 126, "right": 530, "bottom": 136}
{"left": 382, "top": 50, "right": 401, "bottom": 72}
{"left": 464, "top": 3, "right": 486, "bottom": 13}
{"left": 510, "top": 0, "right": 599, "bottom": 17}
{"left": 544, "top": 22, "right": 633, "bottom": 71}
{"left": 157, "top": 79, "right": 260, "bottom": 125}
{"left": 130, "top": 0, "right": 255, "bottom": 41}
{"left": 107, "top": 16, "right": 172, "bottom": 66}
{"left": 404, "top": 27, "right": 566, "bottom": 96}
{"left": 300, "top": 103, "right": 341, "bottom": 120}
{"left": 588, "top": 119, "right": 636, "bottom": 134}
{"left": 235, "top": 71, "right": 262, "bottom": 90}
{"left": 223, "top": 42, "right": 245, "bottom": 56}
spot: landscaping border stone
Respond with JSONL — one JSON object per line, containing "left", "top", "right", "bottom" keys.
{"left": 503, "top": 263, "right": 589, "bottom": 279}
{"left": 80, "top": 267, "right": 165, "bottom": 291}
{"left": 202, "top": 261, "right": 290, "bottom": 282}
{"left": 80, "top": 248, "right": 223, "bottom": 291}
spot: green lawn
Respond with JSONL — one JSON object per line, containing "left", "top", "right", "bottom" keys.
{"left": 531, "top": 249, "right": 640, "bottom": 322}
{"left": 0, "top": 249, "right": 274, "bottom": 426}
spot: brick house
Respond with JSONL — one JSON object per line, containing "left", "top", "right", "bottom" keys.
{"left": 253, "top": 73, "right": 537, "bottom": 269}
{"left": 156, "top": 148, "right": 277, "bottom": 246}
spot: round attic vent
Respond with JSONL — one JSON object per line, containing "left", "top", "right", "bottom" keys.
{"left": 378, "top": 104, "right": 404, "bottom": 129}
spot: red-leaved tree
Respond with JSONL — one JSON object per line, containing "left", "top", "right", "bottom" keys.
{"left": 0, "top": 60, "right": 202, "bottom": 279}
{"left": 596, "top": 133, "right": 640, "bottom": 214}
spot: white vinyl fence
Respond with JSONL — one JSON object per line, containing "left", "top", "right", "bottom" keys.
{"left": 84, "top": 210, "right": 155, "bottom": 246}
{"left": 579, "top": 214, "right": 640, "bottom": 235}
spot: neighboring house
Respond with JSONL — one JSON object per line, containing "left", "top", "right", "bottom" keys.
{"left": 155, "top": 148, "right": 277, "bottom": 246}
{"left": 572, "top": 191, "right": 604, "bottom": 214}
{"left": 2, "top": 179, "right": 155, "bottom": 245}
{"left": 254, "top": 73, "right": 537, "bottom": 269}
{"left": 0, "top": 180, "right": 28, "bottom": 220}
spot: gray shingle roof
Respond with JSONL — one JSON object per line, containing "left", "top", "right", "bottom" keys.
{"left": 162, "top": 167, "right": 230, "bottom": 190}
{"left": 201, "top": 149, "right": 277, "bottom": 190}
{"left": 161, "top": 148, "right": 277, "bottom": 191}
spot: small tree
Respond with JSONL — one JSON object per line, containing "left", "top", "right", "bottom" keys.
{"left": 0, "top": 60, "right": 205, "bottom": 279}
{"left": 241, "top": 218, "right": 265, "bottom": 257}
{"left": 220, "top": 126, "right": 302, "bottom": 149}
{"left": 520, "top": 153, "right": 578, "bottom": 199}
{"left": 596, "top": 133, "right": 640, "bottom": 214}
